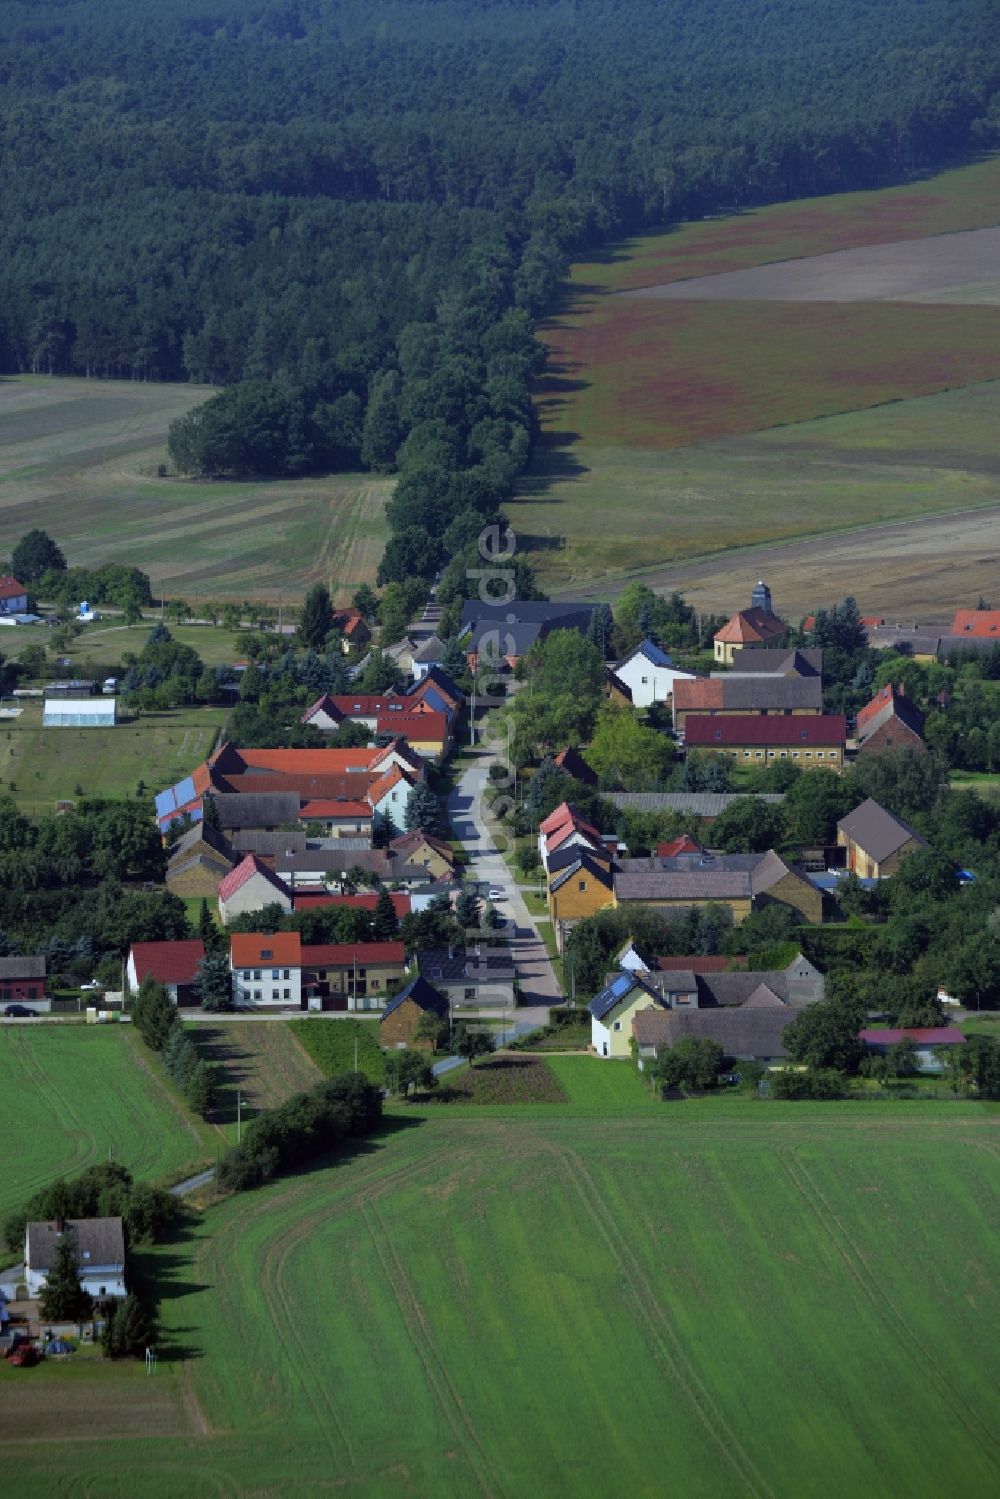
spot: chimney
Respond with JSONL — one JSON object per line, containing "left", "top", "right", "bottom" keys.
{"left": 55, "top": 1217, "right": 65, "bottom": 1234}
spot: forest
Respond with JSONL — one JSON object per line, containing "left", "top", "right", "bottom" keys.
{"left": 2, "top": 0, "right": 999, "bottom": 581}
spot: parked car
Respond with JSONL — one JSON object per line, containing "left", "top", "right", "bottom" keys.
{"left": 487, "top": 886, "right": 506, "bottom": 901}
{"left": 80, "top": 980, "right": 100, "bottom": 991}
{"left": 3, "top": 1004, "right": 37, "bottom": 1018}
{"left": 7, "top": 1344, "right": 41, "bottom": 1367}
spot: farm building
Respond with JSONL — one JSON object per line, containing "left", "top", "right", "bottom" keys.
{"left": 25, "top": 1217, "right": 126, "bottom": 1301}
{"left": 729, "top": 647, "right": 822, "bottom": 677}
{"left": 0, "top": 954, "right": 47, "bottom": 1005}
{"left": 612, "top": 639, "right": 695, "bottom": 708}
{"left": 683, "top": 714, "right": 846, "bottom": 771}
{"left": 673, "top": 672, "right": 823, "bottom": 731}
{"left": 43, "top": 697, "right": 117, "bottom": 727}
{"left": 0, "top": 575, "right": 29, "bottom": 615}
{"left": 859, "top": 1028, "right": 965, "bottom": 1074}
{"left": 632, "top": 1006, "right": 796, "bottom": 1070}
{"left": 380, "top": 975, "right": 449, "bottom": 1048}
{"left": 217, "top": 855, "right": 293, "bottom": 923}
{"left": 127, "top": 940, "right": 205, "bottom": 1006}
{"left": 166, "top": 822, "right": 236, "bottom": 898}
{"left": 836, "top": 798, "right": 928, "bottom": 878}
{"left": 855, "top": 685, "right": 926, "bottom": 756}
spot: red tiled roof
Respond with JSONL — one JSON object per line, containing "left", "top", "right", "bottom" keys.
{"left": 684, "top": 715, "right": 846, "bottom": 747}
{"left": 237, "top": 748, "right": 384, "bottom": 774}
{"left": 374, "top": 709, "right": 449, "bottom": 741}
{"left": 714, "top": 608, "right": 786, "bottom": 646}
{"left": 539, "top": 801, "right": 578, "bottom": 836}
{"left": 292, "top": 892, "right": 411, "bottom": 916}
{"left": 952, "top": 610, "right": 1000, "bottom": 638}
{"left": 0, "top": 575, "right": 26, "bottom": 600}
{"left": 856, "top": 684, "right": 897, "bottom": 730}
{"left": 546, "top": 817, "right": 601, "bottom": 854}
{"left": 130, "top": 940, "right": 204, "bottom": 985}
{"left": 859, "top": 1027, "right": 964, "bottom": 1046}
{"left": 301, "top": 942, "right": 405, "bottom": 967}
{"left": 656, "top": 954, "right": 748, "bottom": 972}
{"left": 299, "top": 799, "right": 373, "bottom": 819}
{"left": 218, "top": 854, "right": 289, "bottom": 904}
{"left": 656, "top": 836, "right": 701, "bottom": 858}
{"left": 230, "top": 931, "right": 302, "bottom": 967}
{"left": 673, "top": 680, "right": 723, "bottom": 711}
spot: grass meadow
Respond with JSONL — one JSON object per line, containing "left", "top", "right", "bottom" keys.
{"left": 514, "top": 154, "right": 1000, "bottom": 593}
{"left": 0, "top": 376, "right": 392, "bottom": 602}
{"left": 5, "top": 1087, "right": 998, "bottom": 1497}
{"left": 0, "top": 1025, "right": 216, "bottom": 1226}
{"left": 289, "top": 1016, "right": 385, "bottom": 1085}
{"left": 0, "top": 700, "right": 226, "bottom": 815}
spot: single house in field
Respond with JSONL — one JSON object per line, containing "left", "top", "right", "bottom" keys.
{"left": 217, "top": 854, "right": 293, "bottom": 923}
{"left": 43, "top": 697, "right": 117, "bottom": 728}
{"left": 713, "top": 581, "right": 787, "bottom": 665}
{"left": 612, "top": 639, "right": 696, "bottom": 708}
{"left": 332, "top": 607, "right": 371, "bottom": 652}
{"left": 0, "top": 955, "right": 47, "bottom": 1005}
{"left": 855, "top": 685, "right": 926, "bottom": 756}
{"left": 836, "top": 798, "right": 928, "bottom": 878}
{"left": 127, "top": 940, "right": 206, "bottom": 1006}
{"left": 859, "top": 1027, "right": 965, "bottom": 1074}
{"left": 588, "top": 972, "right": 664, "bottom": 1059}
{"left": 380, "top": 975, "right": 450, "bottom": 1049}
{"left": 25, "top": 1217, "right": 126, "bottom": 1301}
{"left": 684, "top": 714, "right": 847, "bottom": 771}
{"left": 0, "top": 576, "right": 29, "bottom": 615}
{"left": 416, "top": 946, "right": 516, "bottom": 1009}
{"left": 633, "top": 1006, "right": 796, "bottom": 1070}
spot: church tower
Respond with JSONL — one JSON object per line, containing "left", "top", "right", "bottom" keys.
{"left": 750, "top": 579, "right": 772, "bottom": 615}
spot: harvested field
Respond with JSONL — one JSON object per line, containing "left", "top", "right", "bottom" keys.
{"left": 191, "top": 1021, "right": 321, "bottom": 1124}
{"left": 7, "top": 1099, "right": 999, "bottom": 1496}
{"left": 0, "top": 1360, "right": 196, "bottom": 1444}
{"left": 621, "top": 225, "right": 1000, "bottom": 304}
{"left": 0, "top": 376, "right": 391, "bottom": 602}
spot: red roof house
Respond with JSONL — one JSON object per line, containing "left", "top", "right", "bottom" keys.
{"left": 126, "top": 940, "right": 205, "bottom": 1004}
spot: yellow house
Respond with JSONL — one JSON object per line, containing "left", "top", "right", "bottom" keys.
{"left": 548, "top": 853, "right": 615, "bottom": 950}
{"left": 588, "top": 974, "right": 665, "bottom": 1059}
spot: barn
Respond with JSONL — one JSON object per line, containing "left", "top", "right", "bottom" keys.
{"left": 43, "top": 697, "right": 117, "bottom": 728}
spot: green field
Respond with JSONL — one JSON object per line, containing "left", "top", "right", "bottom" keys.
{"left": 0, "top": 617, "right": 247, "bottom": 670}
{"left": 0, "top": 700, "right": 226, "bottom": 814}
{"left": 5, "top": 1075, "right": 998, "bottom": 1497}
{"left": 511, "top": 155, "right": 1000, "bottom": 594}
{"left": 0, "top": 1025, "right": 216, "bottom": 1225}
{"left": 0, "top": 376, "right": 392, "bottom": 602}
{"left": 289, "top": 1016, "right": 385, "bottom": 1085}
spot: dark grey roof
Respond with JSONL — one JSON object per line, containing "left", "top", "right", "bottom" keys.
{"left": 460, "top": 601, "right": 595, "bottom": 657}
{"left": 728, "top": 647, "right": 823, "bottom": 677}
{"left": 0, "top": 955, "right": 45, "bottom": 979}
{"left": 416, "top": 947, "right": 515, "bottom": 985}
{"left": 26, "top": 1217, "right": 125, "bottom": 1272}
{"left": 231, "top": 830, "right": 308, "bottom": 857}
{"left": 695, "top": 971, "right": 790, "bottom": 1007}
{"left": 588, "top": 972, "right": 660, "bottom": 1022}
{"left": 546, "top": 842, "right": 613, "bottom": 876}
{"left": 214, "top": 792, "right": 301, "bottom": 829}
{"left": 632, "top": 1006, "right": 795, "bottom": 1058}
{"left": 606, "top": 792, "right": 785, "bottom": 816}
{"left": 274, "top": 850, "right": 426, "bottom": 880}
{"left": 411, "top": 635, "right": 445, "bottom": 663}
{"left": 549, "top": 851, "right": 616, "bottom": 894}
{"left": 381, "top": 975, "right": 449, "bottom": 1021}
{"left": 712, "top": 676, "right": 823, "bottom": 711}
{"left": 836, "top": 798, "right": 927, "bottom": 863}
{"left": 167, "top": 821, "right": 234, "bottom": 865}
{"left": 614, "top": 867, "right": 752, "bottom": 901}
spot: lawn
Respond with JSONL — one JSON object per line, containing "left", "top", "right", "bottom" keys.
{"left": 0, "top": 1025, "right": 216, "bottom": 1226}
{"left": 7, "top": 1101, "right": 998, "bottom": 1496}
{"left": 0, "top": 618, "right": 246, "bottom": 671}
{"left": 289, "top": 1016, "right": 385, "bottom": 1085}
{"left": 0, "top": 376, "right": 392, "bottom": 602}
{"left": 0, "top": 700, "right": 226, "bottom": 814}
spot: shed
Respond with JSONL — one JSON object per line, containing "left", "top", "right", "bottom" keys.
{"left": 43, "top": 698, "right": 117, "bottom": 727}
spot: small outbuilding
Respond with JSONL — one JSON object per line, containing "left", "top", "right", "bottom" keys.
{"left": 837, "top": 798, "right": 928, "bottom": 878}
{"left": 380, "top": 975, "right": 449, "bottom": 1049}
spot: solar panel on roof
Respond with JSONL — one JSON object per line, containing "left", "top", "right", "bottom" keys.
{"left": 175, "top": 776, "right": 196, "bottom": 807}
{"left": 155, "top": 788, "right": 176, "bottom": 817}
{"left": 612, "top": 974, "right": 631, "bottom": 995}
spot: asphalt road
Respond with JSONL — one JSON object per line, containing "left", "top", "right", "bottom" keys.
{"left": 447, "top": 749, "right": 561, "bottom": 1010}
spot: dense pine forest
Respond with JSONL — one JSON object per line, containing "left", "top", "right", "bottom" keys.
{"left": 2, "top": 0, "right": 999, "bottom": 580}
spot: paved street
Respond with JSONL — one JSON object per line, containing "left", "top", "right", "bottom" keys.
{"left": 447, "top": 749, "right": 562, "bottom": 1009}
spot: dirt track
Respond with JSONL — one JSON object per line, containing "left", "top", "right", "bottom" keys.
{"left": 558, "top": 502, "right": 1000, "bottom": 619}
{"left": 620, "top": 225, "right": 1000, "bottom": 304}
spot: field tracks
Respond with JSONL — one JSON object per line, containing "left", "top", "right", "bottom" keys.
{"left": 777, "top": 1149, "right": 1000, "bottom": 1459}
{"left": 541, "top": 1137, "right": 776, "bottom": 1499}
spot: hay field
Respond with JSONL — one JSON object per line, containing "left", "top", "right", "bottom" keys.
{"left": 191, "top": 1021, "right": 322, "bottom": 1127}
{"left": 0, "top": 1025, "right": 215, "bottom": 1225}
{"left": 5, "top": 1077, "right": 998, "bottom": 1497}
{"left": 517, "top": 155, "right": 1000, "bottom": 595}
{"left": 0, "top": 376, "right": 391, "bottom": 602}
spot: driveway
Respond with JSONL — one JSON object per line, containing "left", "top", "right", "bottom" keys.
{"left": 447, "top": 750, "right": 562, "bottom": 1009}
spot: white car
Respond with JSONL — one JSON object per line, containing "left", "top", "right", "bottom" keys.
{"left": 487, "top": 886, "right": 505, "bottom": 901}
{"left": 80, "top": 980, "right": 101, "bottom": 991}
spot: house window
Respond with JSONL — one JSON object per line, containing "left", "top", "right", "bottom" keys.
{"left": 805, "top": 751, "right": 813, "bottom": 758}
{"left": 578, "top": 879, "right": 586, "bottom": 891}
{"left": 283, "top": 969, "right": 290, "bottom": 980}
{"left": 464, "top": 987, "right": 475, "bottom": 999}
{"left": 800, "top": 731, "right": 808, "bottom": 741}
{"left": 100, "top": 1285, "right": 106, "bottom": 1297}
{"left": 743, "top": 750, "right": 751, "bottom": 758}
{"left": 641, "top": 675, "right": 648, "bottom": 684}
{"left": 755, "top": 751, "right": 764, "bottom": 759}
{"left": 613, "top": 1021, "right": 621, "bottom": 1032}
{"left": 254, "top": 969, "right": 261, "bottom": 981}
{"left": 253, "top": 990, "right": 261, "bottom": 1002}
{"left": 283, "top": 988, "right": 290, "bottom": 1000}
{"left": 371, "top": 978, "right": 381, "bottom": 988}
{"left": 271, "top": 968, "right": 279, "bottom": 979}
{"left": 779, "top": 751, "right": 787, "bottom": 758}
{"left": 792, "top": 751, "right": 800, "bottom": 759}
{"left": 272, "top": 989, "right": 279, "bottom": 1000}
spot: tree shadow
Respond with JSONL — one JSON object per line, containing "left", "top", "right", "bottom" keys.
{"left": 191, "top": 1025, "right": 263, "bottom": 1127}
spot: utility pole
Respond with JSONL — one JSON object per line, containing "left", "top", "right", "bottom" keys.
{"left": 237, "top": 1088, "right": 242, "bottom": 1144}
{"left": 354, "top": 1034, "right": 359, "bottom": 1073}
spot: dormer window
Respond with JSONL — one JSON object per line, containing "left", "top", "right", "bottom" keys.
{"left": 261, "top": 949, "right": 272, "bottom": 960}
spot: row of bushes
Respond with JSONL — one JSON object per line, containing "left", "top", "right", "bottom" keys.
{"left": 4, "top": 1162, "right": 176, "bottom": 1255}
{"left": 130, "top": 976, "right": 217, "bottom": 1118}
{"left": 217, "top": 1073, "right": 382, "bottom": 1192}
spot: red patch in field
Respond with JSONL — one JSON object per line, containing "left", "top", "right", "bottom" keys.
{"left": 538, "top": 299, "right": 1000, "bottom": 450}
